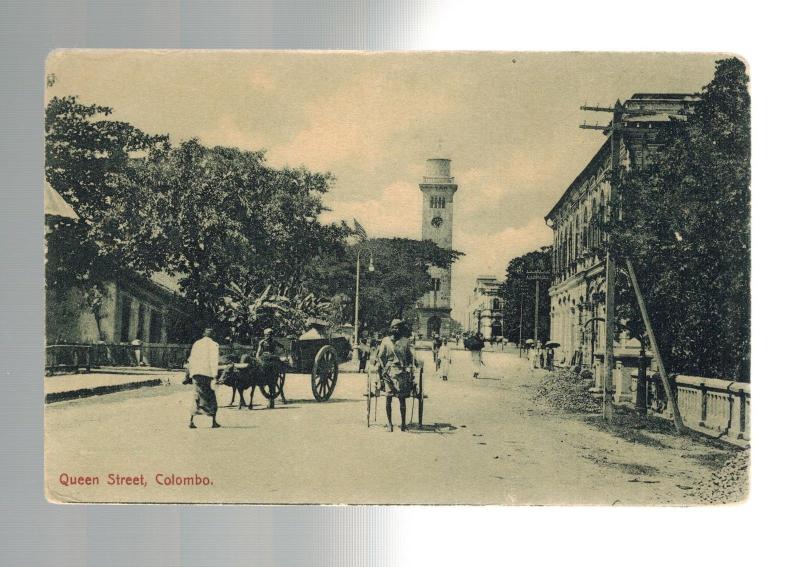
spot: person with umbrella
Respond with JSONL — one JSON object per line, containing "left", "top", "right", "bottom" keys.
{"left": 545, "top": 341, "right": 559, "bottom": 371}
{"left": 465, "top": 332, "right": 485, "bottom": 379}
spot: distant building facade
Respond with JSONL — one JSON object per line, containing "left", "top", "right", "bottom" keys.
{"left": 466, "top": 276, "right": 504, "bottom": 338}
{"left": 414, "top": 158, "right": 458, "bottom": 338}
{"left": 545, "top": 94, "right": 698, "bottom": 369}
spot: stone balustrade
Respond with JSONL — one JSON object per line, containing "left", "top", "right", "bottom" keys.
{"left": 629, "top": 372, "right": 750, "bottom": 445}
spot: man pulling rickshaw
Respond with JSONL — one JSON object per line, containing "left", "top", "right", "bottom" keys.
{"left": 375, "top": 318, "right": 418, "bottom": 432}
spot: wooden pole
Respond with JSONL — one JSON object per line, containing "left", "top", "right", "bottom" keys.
{"left": 354, "top": 251, "right": 361, "bottom": 346}
{"left": 624, "top": 258, "right": 685, "bottom": 434}
{"left": 603, "top": 251, "right": 616, "bottom": 422}
{"left": 518, "top": 287, "right": 524, "bottom": 358}
{"left": 602, "top": 101, "right": 623, "bottom": 423}
{"left": 534, "top": 279, "right": 540, "bottom": 344}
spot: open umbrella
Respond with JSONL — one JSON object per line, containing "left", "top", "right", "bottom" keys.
{"left": 545, "top": 341, "right": 560, "bottom": 348}
{"left": 525, "top": 339, "right": 534, "bottom": 344}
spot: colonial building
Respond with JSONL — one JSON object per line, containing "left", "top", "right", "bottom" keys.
{"left": 414, "top": 158, "right": 458, "bottom": 338}
{"left": 46, "top": 271, "right": 195, "bottom": 345}
{"left": 45, "top": 183, "right": 194, "bottom": 345}
{"left": 545, "top": 93, "right": 698, "bottom": 370}
{"left": 466, "top": 276, "right": 504, "bottom": 338}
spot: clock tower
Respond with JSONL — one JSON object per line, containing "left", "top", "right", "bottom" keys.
{"left": 416, "top": 158, "right": 458, "bottom": 339}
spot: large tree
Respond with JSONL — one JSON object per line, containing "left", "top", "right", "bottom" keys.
{"left": 306, "top": 237, "right": 463, "bottom": 336}
{"left": 45, "top": 96, "right": 172, "bottom": 338}
{"left": 45, "top": 96, "right": 352, "bottom": 340}
{"left": 498, "top": 247, "right": 552, "bottom": 344}
{"left": 610, "top": 57, "right": 750, "bottom": 380}
{"left": 136, "top": 139, "right": 350, "bottom": 321}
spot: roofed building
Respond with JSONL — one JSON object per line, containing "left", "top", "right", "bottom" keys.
{"left": 544, "top": 93, "right": 698, "bottom": 372}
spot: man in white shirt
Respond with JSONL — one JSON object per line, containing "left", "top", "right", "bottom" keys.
{"left": 188, "top": 327, "right": 221, "bottom": 429}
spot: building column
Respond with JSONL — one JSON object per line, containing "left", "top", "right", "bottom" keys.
{"left": 129, "top": 298, "right": 140, "bottom": 342}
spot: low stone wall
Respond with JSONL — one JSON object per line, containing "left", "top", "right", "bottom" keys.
{"left": 632, "top": 372, "right": 750, "bottom": 445}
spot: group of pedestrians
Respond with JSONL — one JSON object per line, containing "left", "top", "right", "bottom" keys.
{"left": 526, "top": 340, "right": 555, "bottom": 371}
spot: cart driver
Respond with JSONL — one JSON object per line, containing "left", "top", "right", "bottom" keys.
{"left": 255, "top": 328, "right": 278, "bottom": 362}
{"left": 376, "top": 318, "right": 416, "bottom": 432}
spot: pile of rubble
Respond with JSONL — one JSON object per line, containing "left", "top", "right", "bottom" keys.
{"left": 530, "top": 369, "right": 601, "bottom": 413}
{"left": 693, "top": 449, "right": 750, "bottom": 504}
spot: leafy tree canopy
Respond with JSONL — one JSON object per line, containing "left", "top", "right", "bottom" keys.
{"left": 498, "top": 247, "right": 551, "bottom": 343}
{"left": 306, "top": 237, "right": 463, "bottom": 336}
{"left": 609, "top": 57, "right": 750, "bottom": 380}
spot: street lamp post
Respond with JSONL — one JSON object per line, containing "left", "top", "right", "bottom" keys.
{"left": 353, "top": 246, "right": 374, "bottom": 346}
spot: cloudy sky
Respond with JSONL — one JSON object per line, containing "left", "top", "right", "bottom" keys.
{"left": 47, "top": 50, "right": 720, "bottom": 324}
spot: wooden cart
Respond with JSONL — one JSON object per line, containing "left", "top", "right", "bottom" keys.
{"left": 263, "top": 336, "right": 351, "bottom": 402}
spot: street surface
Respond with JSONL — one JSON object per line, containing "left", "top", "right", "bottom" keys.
{"left": 45, "top": 349, "right": 737, "bottom": 505}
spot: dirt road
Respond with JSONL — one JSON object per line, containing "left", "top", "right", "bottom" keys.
{"left": 45, "top": 349, "right": 740, "bottom": 505}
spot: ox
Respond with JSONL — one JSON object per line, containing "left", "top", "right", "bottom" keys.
{"left": 217, "top": 354, "right": 286, "bottom": 410}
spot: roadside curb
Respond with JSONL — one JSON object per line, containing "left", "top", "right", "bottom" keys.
{"left": 45, "top": 378, "right": 166, "bottom": 404}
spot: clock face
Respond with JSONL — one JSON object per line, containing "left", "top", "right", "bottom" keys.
{"left": 431, "top": 216, "right": 443, "bottom": 228}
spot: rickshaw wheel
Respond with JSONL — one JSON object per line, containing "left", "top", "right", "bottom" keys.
{"left": 311, "top": 345, "right": 338, "bottom": 402}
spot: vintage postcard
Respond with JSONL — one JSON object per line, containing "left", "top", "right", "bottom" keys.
{"left": 44, "top": 51, "right": 750, "bottom": 505}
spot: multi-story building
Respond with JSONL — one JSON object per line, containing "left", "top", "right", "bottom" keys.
{"left": 466, "top": 276, "right": 504, "bottom": 338}
{"left": 414, "top": 158, "right": 458, "bottom": 338}
{"left": 545, "top": 93, "right": 698, "bottom": 370}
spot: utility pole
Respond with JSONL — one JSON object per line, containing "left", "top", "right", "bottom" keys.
{"left": 354, "top": 251, "right": 361, "bottom": 346}
{"left": 581, "top": 100, "right": 623, "bottom": 422}
{"left": 581, "top": 101, "right": 669, "bottom": 424}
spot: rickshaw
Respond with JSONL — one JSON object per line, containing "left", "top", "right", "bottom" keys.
{"left": 365, "top": 357, "right": 425, "bottom": 427}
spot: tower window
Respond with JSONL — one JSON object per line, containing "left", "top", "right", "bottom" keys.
{"left": 429, "top": 195, "right": 446, "bottom": 209}
{"left": 431, "top": 278, "right": 441, "bottom": 291}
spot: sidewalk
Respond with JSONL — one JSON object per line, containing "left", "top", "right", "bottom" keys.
{"left": 45, "top": 368, "right": 184, "bottom": 403}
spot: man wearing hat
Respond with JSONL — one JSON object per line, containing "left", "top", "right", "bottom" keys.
{"left": 375, "top": 318, "right": 416, "bottom": 432}
{"left": 187, "top": 327, "right": 221, "bottom": 429}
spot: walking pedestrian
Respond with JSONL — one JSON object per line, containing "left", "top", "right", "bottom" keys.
{"left": 376, "top": 319, "right": 416, "bottom": 432}
{"left": 438, "top": 338, "right": 452, "bottom": 381}
{"left": 432, "top": 333, "right": 442, "bottom": 370}
{"left": 357, "top": 337, "right": 369, "bottom": 373}
{"left": 187, "top": 327, "right": 221, "bottom": 429}
{"left": 528, "top": 342, "right": 536, "bottom": 370}
{"left": 466, "top": 332, "right": 485, "bottom": 379}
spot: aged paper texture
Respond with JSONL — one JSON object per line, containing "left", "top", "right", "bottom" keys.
{"left": 44, "top": 51, "right": 750, "bottom": 504}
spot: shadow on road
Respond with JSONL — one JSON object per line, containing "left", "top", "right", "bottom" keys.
{"left": 406, "top": 423, "right": 458, "bottom": 435}
{"left": 284, "top": 398, "right": 360, "bottom": 405}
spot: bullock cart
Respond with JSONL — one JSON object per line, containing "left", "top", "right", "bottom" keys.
{"left": 218, "top": 336, "right": 351, "bottom": 407}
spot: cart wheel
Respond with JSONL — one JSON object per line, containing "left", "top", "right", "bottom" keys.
{"left": 265, "top": 369, "right": 286, "bottom": 401}
{"left": 311, "top": 345, "right": 338, "bottom": 402}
